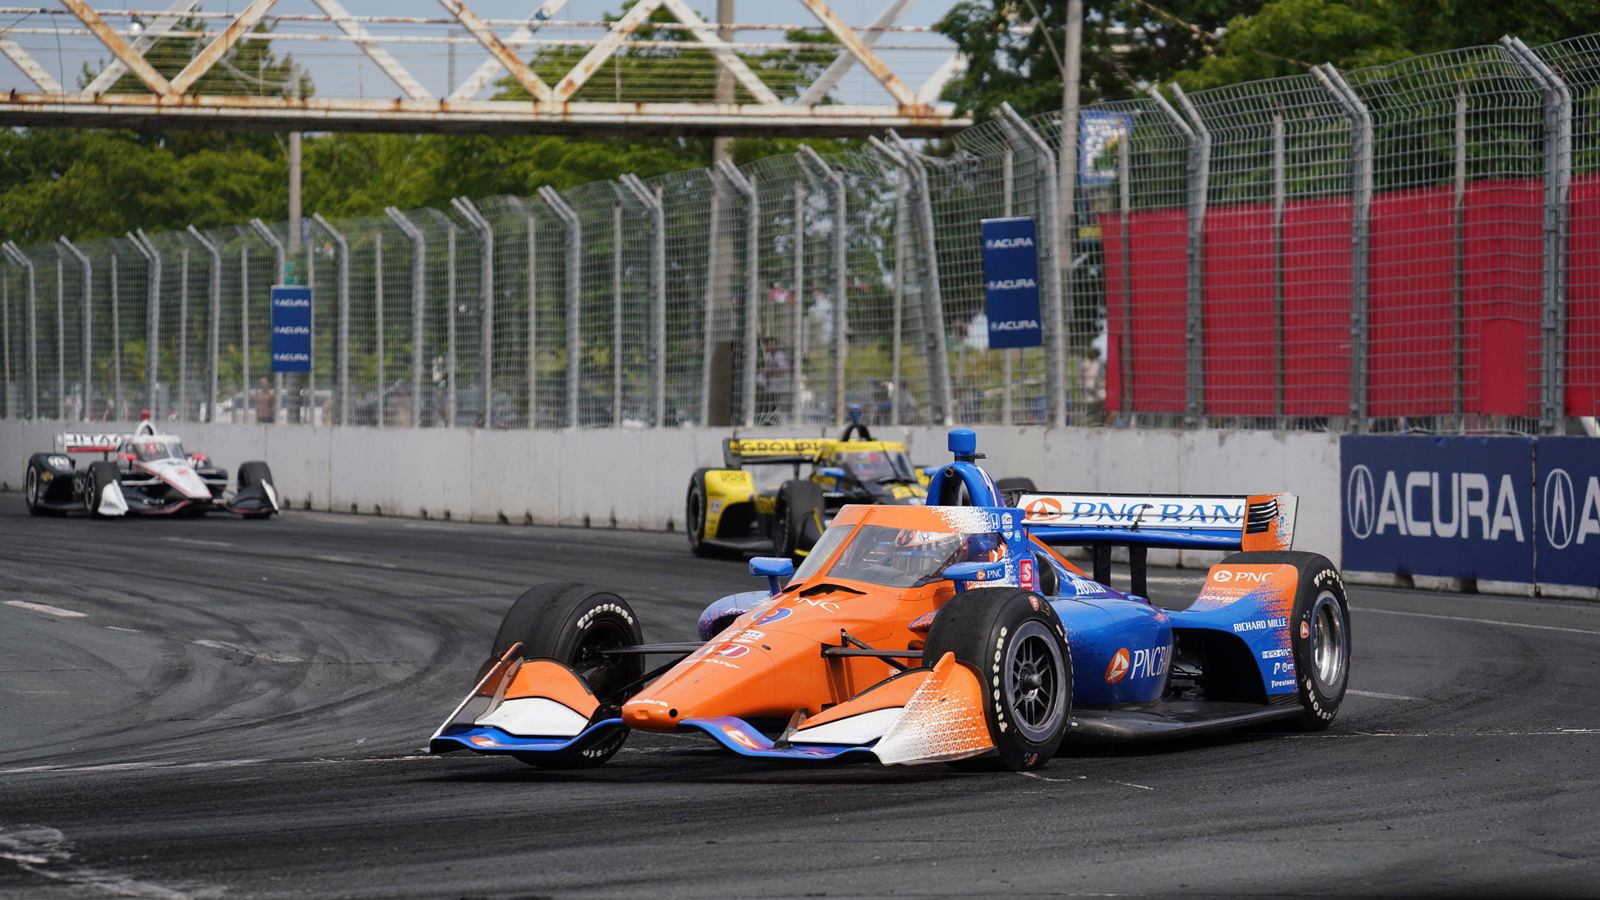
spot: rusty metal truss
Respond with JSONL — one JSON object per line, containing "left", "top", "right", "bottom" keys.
{"left": 0, "top": 2, "right": 972, "bottom": 136}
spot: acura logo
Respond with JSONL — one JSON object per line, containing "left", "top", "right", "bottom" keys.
{"left": 1346, "top": 464, "right": 1376, "bottom": 540}
{"left": 1543, "top": 467, "right": 1576, "bottom": 550}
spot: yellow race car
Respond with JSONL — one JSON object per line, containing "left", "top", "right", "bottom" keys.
{"left": 685, "top": 411, "right": 1034, "bottom": 558}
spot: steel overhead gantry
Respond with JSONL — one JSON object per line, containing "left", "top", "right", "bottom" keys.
{"left": 0, "top": 1, "right": 972, "bottom": 137}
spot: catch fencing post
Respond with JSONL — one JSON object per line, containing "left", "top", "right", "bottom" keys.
{"left": 716, "top": 158, "right": 760, "bottom": 429}
{"left": 1313, "top": 64, "right": 1373, "bottom": 432}
{"left": 621, "top": 174, "right": 667, "bottom": 428}
{"left": 310, "top": 214, "right": 351, "bottom": 426}
{"left": 1000, "top": 143, "right": 1015, "bottom": 425}
{"left": 1503, "top": 36, "right": 1573, "bottom": 435}
{"left": 52, "top": 248, "right": 65, "bottom": 418}
{"left": 1, "top": 252, "right": 9, "bottom": 418}
{"left": 998, "top": 105, "right": 1066, "bottom": 427}
{"left": 610, "top": 189, "right": 625, "bottom": 428}
{"left": 798, "top": 145, "right": 849, "bottom": 428}
{"left": 451, "top": 197, "right": 494, "bottom": 428}
{"left": 373, "top": 229, "right": 384, "bottom": 427}
{"left": 58, "top": 237, "right": 90, "bottom": 422}
{"left": 186, "top": 227, "right": 221, "bottom": 423}
{"left": 888, "top": 131, "right": 954, "bottom": 426}
{"left": 1171, "top": 84, "right": 1210, "bottom": 429}
{"left": 128, "top": 230, "right": 160, "bottom": 416}
{"left": 1148, "top": 86, "right": 1208, "bottom": 428}
{"left": 538, "top": 186, "right": 581, "bottom": 429}
{"left": 869, "top": 137, "right": 916, "bottom": 425}
{"left": 2, "top": 242, "right": 37, "bottom": 419}
{"left": 384, "top": 208, "right": 427, "bottom": 428}
{"left": 249, "top": 219, "right": 288, "bottom": 421}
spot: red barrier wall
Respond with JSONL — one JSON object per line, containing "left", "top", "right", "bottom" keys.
{"left": 1568, "top": 174, "right": 1600, "bottom": 416}
{"left": 1102, "top": 209, "right": 1187, "bottom": 413}
{"left": 1202, "top": 205, "right": 1274, "bottom": 415}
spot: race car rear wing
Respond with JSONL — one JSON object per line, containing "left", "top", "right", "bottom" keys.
{"left": 1018, "top": 491, "right": 1296, "bottom": 596}
{"left": 722, "top": 438, "right": 829, "bottom": 468}
{"left": 54, "top": 432, "right": 124, "bottom": 454}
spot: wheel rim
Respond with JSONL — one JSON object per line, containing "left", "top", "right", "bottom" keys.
{"left": 1309, "top": 589, "right": 1347, "bottom": 693}
{"left": 1003, "top": 620, "right": 1067, "bottom": 742}
{"left": 84, "top": 474, "right": 95, "bottom": 513}
{"left": 571, "top": 618, "right": 640, "bottom": 703}
{"left": 25, "top": 467, "right": 38, "bottom": 507}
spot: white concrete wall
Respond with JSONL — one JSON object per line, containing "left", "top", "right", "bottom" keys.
{"left": 0, "top": 421, "right": 1342, "bottom": 566}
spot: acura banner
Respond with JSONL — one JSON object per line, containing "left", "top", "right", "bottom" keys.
{"left": 1342, "top": 435, "right": 1599, "bottom": 592}
{"left": 1535, "top": 437, "right": 1600, "bottom": 590}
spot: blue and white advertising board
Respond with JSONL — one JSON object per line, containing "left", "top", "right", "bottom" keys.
{"left": 1534, "top": 437, "right": 1600, "bottom": 590}
{"left": 980, "top": 217, "right": 1043, "bottom": 350}
{"left": 1341, "top": 436, "right": 1535, "bottom": 585}
{"left": 270, "top": 285, "right": 312, "bottom": 373}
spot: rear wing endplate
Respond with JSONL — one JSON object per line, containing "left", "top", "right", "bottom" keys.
{"left": 722, "top": 437, "right": 830, "bottom": 468}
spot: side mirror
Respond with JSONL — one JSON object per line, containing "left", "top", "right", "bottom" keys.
{"left": 944, "top": 560, "right": 1006, "bottom": 592}
{"left": 749, "top": 556, "right": 794, "bottom": 595}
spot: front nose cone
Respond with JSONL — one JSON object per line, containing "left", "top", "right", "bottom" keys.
{"left": 622, "top": 699, "right": 680, "bottom": 731}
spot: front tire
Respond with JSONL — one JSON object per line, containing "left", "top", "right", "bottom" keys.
{"left": 84, "top": 462, "right": 120, "bottom": 519}
{"left": 686, "top": 468, "right": 715, "bottom": 557}
{"left": 924, "top": 588, "right": 1072, "bottom": 771}
{"left": 488, "top": 584, "right": 645, "bottom": 769}
{"left": 237, "top": 461, "right": 277, "bottom": 517}
{"left": 1221, "top": 550, "right": 1350, "bottom": 730}
{"left": 24, "top": 463, "right": 47, "bottom": 516}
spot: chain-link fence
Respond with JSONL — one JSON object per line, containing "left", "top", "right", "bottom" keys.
{"left": 5, "top": 34, "right": 1599, "bottom": 436}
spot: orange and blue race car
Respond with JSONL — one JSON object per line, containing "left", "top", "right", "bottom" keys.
{"left": 431, "top": 430, "right": 1349, "bottom": 772}
{"left": 685, "top": 407, "right": 1034, "bottom": 559}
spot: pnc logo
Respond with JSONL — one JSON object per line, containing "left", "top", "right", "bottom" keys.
{"left": 1104, "top": 648, "right": 1130, "bottom": 684}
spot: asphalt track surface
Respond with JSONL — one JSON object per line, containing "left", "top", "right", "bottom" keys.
{"left": 1, "top": 496, "right": 1597, "bottom": 899}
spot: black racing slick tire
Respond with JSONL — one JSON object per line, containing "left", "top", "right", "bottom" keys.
{"left": 775, "top": 480, "right": 825, "bottom": 559}
{"left": 84, "top": 461, "right": 120, "bottom": 519}
{"left": 237, "top": 461, "right": 277, "bottom": 518}
{"left": 924, "top": 588, "right": 1072, "bottom": 771}
{"left": 994, "top": 477, "right": 1038, "bottom": 507}
{"left": 24, "top": 462, "right": 52, "bottom": 516}
{"left": 1221, "top": 550, "right": 1351, "bottom": 730}
{"left": 686, "top": 468, "right": 716, "bottom": 557}
{"left": 488, "top": 584, "right": 645, "bottom": 769}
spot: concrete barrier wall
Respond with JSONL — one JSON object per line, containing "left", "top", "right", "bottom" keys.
{"left": 0, "top": 421, "right": 1342, "bottom": 567}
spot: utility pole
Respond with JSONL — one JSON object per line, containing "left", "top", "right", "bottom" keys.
{"left": 288, "top": 60, "right": 302, "bottom": 285}
{"left": 712, "top": 0, "right": 734, "bottom": 165}
{"left": 1058, "top": 0, "right": 1082, "bottom": 404}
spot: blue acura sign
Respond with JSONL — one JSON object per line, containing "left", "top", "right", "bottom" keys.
{"left": 1341, "top": 436, "right": 1535, "bottom": 585}
{"left": 1534, "top": 437, "right": 1600, "bottom": 590}
{"left": 270, "top": 285, "right": 312, "bottom": 373}
{"left": 980, "top": 216, "right": 1043, "bottom": 350}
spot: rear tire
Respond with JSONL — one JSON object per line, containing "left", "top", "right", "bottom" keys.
{"left": 995, "top": 477, "right": 1037, "bottom": 506}
{"left": 488, "top": 584, "right": 645, "bottom": 769}
{"left": 1220, "top": 550, "right": 1350, "bottom": 730}
{"left": 924, "top": 587, "right": 1072, "bottom": 771}
{"left": 775, "top": 480, "right": 824, "bottom": 558}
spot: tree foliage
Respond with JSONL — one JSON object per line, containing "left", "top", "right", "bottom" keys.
{"left": 935, "top": 0, "right": 1600, "bottom": 115}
